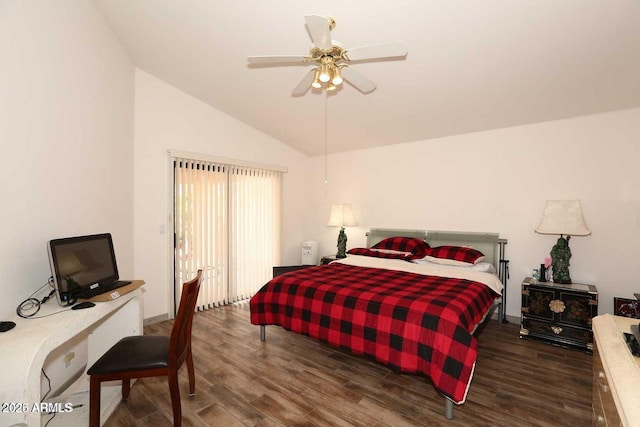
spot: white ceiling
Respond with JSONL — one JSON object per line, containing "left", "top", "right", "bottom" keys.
{"left": 94, "top": 0, "right": 640, "bottom": 156}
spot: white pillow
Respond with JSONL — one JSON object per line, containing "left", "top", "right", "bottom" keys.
{"left": 421, "top": 255, "right": 485, "bottom": 267}
{"left": 370, "top": 248, "right": 411, "bottom": 255}
{"left": 412, "top": 259, "right": 496, "bottom": 273}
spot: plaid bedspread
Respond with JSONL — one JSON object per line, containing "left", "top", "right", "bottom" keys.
{"left": 250, "top": 261, "right": 499, "bottom": 404}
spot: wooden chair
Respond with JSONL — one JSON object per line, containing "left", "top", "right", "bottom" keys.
{"left": 87, "top": 270, "right": 203, "bottom": 426}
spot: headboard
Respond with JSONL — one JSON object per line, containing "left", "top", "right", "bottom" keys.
{"left": 365, "top": 228, "right": 503, "bottom": 271}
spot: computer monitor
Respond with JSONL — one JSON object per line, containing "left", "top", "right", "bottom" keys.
{"left": 48, "top": 233, "right": 119, "bottom": 306}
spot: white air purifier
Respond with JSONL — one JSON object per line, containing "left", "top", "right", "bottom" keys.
{"left": 301, "top": 241, "right": 318, "bottom": 265}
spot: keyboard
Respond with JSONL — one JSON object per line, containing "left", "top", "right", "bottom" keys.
{"left": 74, "top": 280, "right": 132, "bottom": 300}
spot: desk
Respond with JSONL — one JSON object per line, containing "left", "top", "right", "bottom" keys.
{"left": 0, "top": 282, "right": 144, "bottom": 427}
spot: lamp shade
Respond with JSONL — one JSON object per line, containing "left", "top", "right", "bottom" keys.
{"left": 327, "top": 204, "right": 357, "bottom": 227}
{"left": 535, "top": 200, "right": 591, "bottom": 236}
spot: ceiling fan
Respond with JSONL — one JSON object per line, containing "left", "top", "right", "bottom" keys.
{"left": 247, "top": 15, "right": 408, "bottom": 96}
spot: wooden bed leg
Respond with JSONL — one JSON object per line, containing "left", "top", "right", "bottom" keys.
{"left": 260, "top": 325, "right": 265, "bottom": 341}
{"left": 445, "top": 398, "right": 454, "bottom": 420}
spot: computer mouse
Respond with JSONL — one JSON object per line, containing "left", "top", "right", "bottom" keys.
{"left": 72, "top": 302, "right": 96, "bottom": 310}
{"left": 0, "top": 321, "right": 16, "bottom": 332}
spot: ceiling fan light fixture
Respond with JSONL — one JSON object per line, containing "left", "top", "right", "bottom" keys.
{"left": 311, "top": 68, "right": 322, "bottom": 89}
{"left": 319, "top": 66, "right": 331, "bottom": 83}
{"left": 319, "top": 57, "right": 333, "bottom": 83}
{"left": 331, "top": 66, "right": 343, "bottom": 85}
{"left": 326, "top": 82, "right": 337, "bottom": 91}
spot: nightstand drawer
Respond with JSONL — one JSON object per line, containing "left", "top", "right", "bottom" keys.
{"left": 521, "top": 317, "right": 593, "bottom": 350}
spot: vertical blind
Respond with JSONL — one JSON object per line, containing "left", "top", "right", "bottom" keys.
{"left": 174, "top": 157, "right": 281, "bottom": 311}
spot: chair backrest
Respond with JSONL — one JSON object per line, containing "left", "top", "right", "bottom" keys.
{"left": 169, "top": 270, "right": 203, "bottom": 366}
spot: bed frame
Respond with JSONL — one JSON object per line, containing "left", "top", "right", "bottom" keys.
{"left": 259, "top": 228, "right": 509, "bottom": 420}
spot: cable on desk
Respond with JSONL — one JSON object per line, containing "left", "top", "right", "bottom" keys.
{"left": 16, "top": 277, "right": 68, "bottom": 319}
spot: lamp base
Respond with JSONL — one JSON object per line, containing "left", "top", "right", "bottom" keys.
{"left": 550, "top": 235, "right": 572, "bottom": 285}
{"left": 336, "top": 227, "right": 347, "bottom": 258}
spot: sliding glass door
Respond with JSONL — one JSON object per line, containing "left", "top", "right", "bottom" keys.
{"left": 173, "top": 156, "right": 281, "bottom": 312}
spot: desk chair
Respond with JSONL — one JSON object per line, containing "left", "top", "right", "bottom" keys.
{"left": 87, "top": 270, "right": 203, "bottom": 426}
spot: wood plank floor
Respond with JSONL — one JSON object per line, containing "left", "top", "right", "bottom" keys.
{"left": 104, "top": 302, "right": 592, "bottom": 426}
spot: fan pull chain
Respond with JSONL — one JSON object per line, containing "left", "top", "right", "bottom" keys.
{"left": 324, "top": 91, "right": 328, "bottom": 185}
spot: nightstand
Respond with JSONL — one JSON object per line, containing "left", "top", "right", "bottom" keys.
{"left": 520, "top": 277, "right": 598, "bottom": 351}
{"left": 320, "top": 255, "right": 339, "bottom": 265}
{"left": 272, "top": 265, "right": 314, "bottom": 278}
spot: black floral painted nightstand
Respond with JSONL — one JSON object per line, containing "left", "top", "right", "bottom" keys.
{"left": 520, "top": 277, "right": 598, "bottom": 351}
{"left": 320, "top": 255, "right": 339, "bottom": 265}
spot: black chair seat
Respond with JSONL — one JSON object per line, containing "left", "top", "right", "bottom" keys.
{"left": 88, "top": 335, "right": 170, "bottom": 375}
{"left": 88, "top": 270, "right": 202, "bottom": 427}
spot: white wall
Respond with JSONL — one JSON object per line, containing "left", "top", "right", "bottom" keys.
{"left": 133, "top": 70, "right": 311, "bottom": 319}
{"left": 0, "top": 0, "right": 135, "bottom": 320}
{"left": 306, "top": 108, "right": 640, "bottom": 318}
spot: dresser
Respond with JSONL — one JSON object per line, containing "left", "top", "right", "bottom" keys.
{"left": 592, "top": 315, "right": 640, "bottom": 426}
{"left": 520, "top": 277, "right": 598, "bottom": 351}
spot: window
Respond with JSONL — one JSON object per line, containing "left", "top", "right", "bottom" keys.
{"left": 173, "top": 155, "right": 282, "bottom": 311}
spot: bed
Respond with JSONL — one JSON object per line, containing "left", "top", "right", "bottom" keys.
{"left": 250, "top": 229, "right": 508, "bottom": 419}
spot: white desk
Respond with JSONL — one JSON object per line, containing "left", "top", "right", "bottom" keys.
{"left": 0, "top": 284, "right": 143, "bottom": 427}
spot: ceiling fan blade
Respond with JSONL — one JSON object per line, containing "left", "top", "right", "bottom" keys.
{"left": 343, "top": 42, "right": 408, "bottom": 62}
{"left": 291, "top": 69, "right": 316, "bottom": 96}
{"left": 304, "top": 15, "right": 333, "bottom": 51}
{"left": 248, "top": 55, "right": 309, "bottom": 65}
{"left": 341, "top": 67, "right": 377, "bottom": 94}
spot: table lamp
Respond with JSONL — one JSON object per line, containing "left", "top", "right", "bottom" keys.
{"left": 327, "top": 204, "right": 357, "bottom": 258}
{"left": 535, "top": 200, "right": 591, "bottom": 284}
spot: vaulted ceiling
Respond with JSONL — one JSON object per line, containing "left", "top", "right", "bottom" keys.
{"left": 94, "top": 0, "right": 640, "bottom": 156}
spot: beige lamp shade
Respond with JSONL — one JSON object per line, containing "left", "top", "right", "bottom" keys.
{"left": 535, "top": 200, "right": 591, "bottom": 236}
{"left": 327, "top": 204, "right": 357, "bottom": 227}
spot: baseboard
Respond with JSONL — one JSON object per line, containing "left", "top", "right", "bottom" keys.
{"left": 143, "top": 313, "right": 168, "bottom": 326}
{"left": 490, "top": 312, "right": 519, "bottom": 324}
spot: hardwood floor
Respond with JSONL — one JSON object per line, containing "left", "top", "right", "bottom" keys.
{"left": 104, "top": 302, "right": 592, "bottom": 426}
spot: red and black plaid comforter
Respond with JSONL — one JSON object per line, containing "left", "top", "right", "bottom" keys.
{"left": 250, "top": 262, "right": 499, "bottom": 403}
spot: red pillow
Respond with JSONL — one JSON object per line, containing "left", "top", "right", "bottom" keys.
{"left": 347, "top": 247, "right": 411, "bottom": 260}
{"left": 421, "top": 246, "right": 485, "bottom": 265}
{"left": 371, "top": 237, "right": 430, "bottom": 255}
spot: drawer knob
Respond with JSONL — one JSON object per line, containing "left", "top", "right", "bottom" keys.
{"left": 551, "top": 326, "right": 563, "bottom": 335}
{"left": 549, "top": 299, "right": 566, "bottom": 313}
{"left": 600, "top": 383, "right": 609, "bottom": 393}
{"left": 598, "top": 371, "right": 605, "bottom": 379}
{"left": 596, "top": 415, "right": 605, "bottom": 424}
